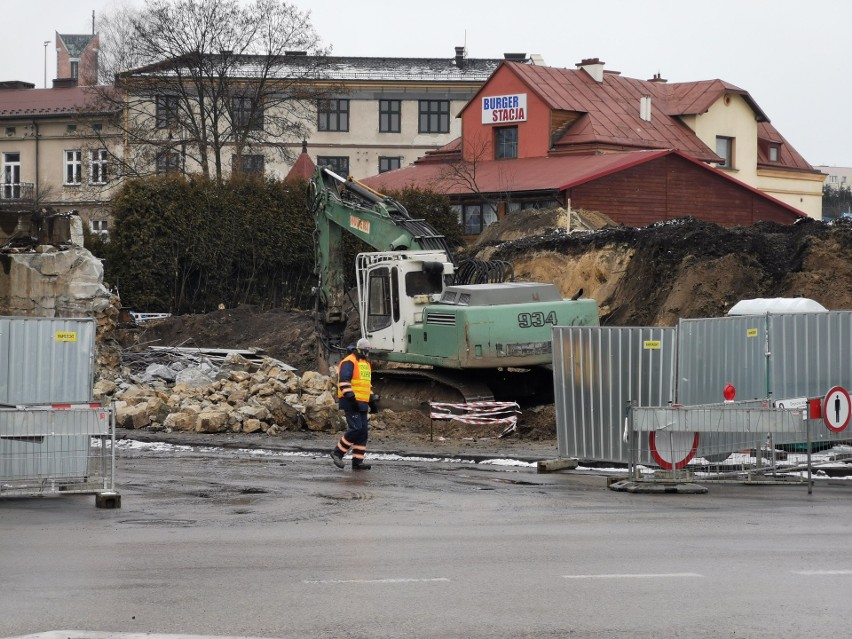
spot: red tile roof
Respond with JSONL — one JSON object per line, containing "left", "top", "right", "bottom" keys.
{"left": 757, "top": 122, "right": 813, "bottom": 171}
{"left": 463, "top": 63, "right": 722, "bottom": 162}
{"left": 0, "top": 86, "right": 115, "bottom": 118}
{"left": 285, "top": 145, "right": 316, "bottom": 182}
{"left": 362, "top": 149, "right": 805, "bottom": 218}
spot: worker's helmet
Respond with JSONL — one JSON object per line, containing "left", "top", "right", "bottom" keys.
{"left": 356, "top": 337, "right": 371, "bottom": 352}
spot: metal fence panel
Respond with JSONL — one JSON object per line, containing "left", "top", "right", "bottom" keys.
{"left": 769, "top": 312, "right": 852, "bottom": 401}
{"left": 0, "top": 317, "right": 96, "bottom": 404}
{"left": 553, "top": 326, "right": 676, "bottom": 463}
{"left": 677, "top": 315, "right": 769, "bottom": 405}
{"left": 0, "top": 405, "right": 114, "bottom": 497}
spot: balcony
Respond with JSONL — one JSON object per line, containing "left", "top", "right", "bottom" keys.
{"left": 0, "top": 183, "right": 35, "bottom": 211}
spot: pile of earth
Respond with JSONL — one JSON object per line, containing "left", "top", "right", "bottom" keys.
{"left": 116, "top": 212, "right": 852, "bottom": 443}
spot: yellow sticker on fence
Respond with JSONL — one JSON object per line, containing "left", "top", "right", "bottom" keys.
{"left": 747, "top": 328, "right": 758, "bottom": 337}
{"left": 643, "top": 340, "right": 661, "bottom": 350}
{"left": 55, "top": 331, "right": 77, "bottom": 342}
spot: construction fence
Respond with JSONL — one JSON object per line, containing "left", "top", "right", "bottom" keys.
{"left": 553, "top": 313, "right": 852, "bottom": 486}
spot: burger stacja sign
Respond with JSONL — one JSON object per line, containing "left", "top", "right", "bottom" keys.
{"left": 481, "top": 93, "right": 527, "bottom": 124}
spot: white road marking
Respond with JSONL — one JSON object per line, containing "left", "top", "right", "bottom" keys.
{"left": 793, "top": 569, "right": 852, "bottom": 576}
{"left": 304, "top": 577, "right": 450, "bottom": 584}
{"left": 563, "top": 572, "right": 703, "bottom": 579}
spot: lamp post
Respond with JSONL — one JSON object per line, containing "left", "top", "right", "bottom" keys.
{"left": 43, "top": 41, "right": 49, "bottom": 88}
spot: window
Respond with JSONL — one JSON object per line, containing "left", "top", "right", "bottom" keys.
{"left": 66, "top": 124, "right": 77, "bottom": 134}
{"left": 5, "top": 127, "right": 15, "bottom": 137}
{"left": 378, "top": 156, "right": 401, "bottom": 173}
{"left": 232, "top": 96, "right": 263, "bottom": 130}
{"left": 507, "top": 199, "right": 560, "bottom": 212}
{"left": 92, "top": 122, "right": 102, "bottom": 132}
{"left": 156, "top": 149, "right": 181, "bottom": 174}
{"left": 317, "top": 99, "right": 349, "bottom": 132}
{"left": 156, "top": 96, "right": 179, "bottom": 129}
{"left": 70, "top": 60, "right": 78, "bottom": 80}
{"left": 232, "top": 154, "right": 265, "bottom": 175}
{"left": 495, "top": 126, "right": 518, "bottom": 159}
{"left": 462, "top": 202, "right": 497, "bottom": 235}
{"left": 2, "top": 152, "right": 21, "bottom": 199}
{"left": 769, "top": 144, "right": 780, "bottom": 162}
{"left": 317, "top": 156, "right": 350, "bottom": 176}
{"left": 367, "top": 267, "right": 395, "bottom": 331}
{"left": 715, "top": 136, "right": 734, "bottom": 169}
{"left": 64, "top": 150, "right": 82, "bottom": 185}
{"left": 90, "top": 219, "right": 109, "bottom": 236}
{"left": 379, "top": 99, "right": 401, "bottom": 133}
{"left": 419, "top": 100, "right": 450, "bottom": 133}
{"left": 90, "top": 149, "right": 108, "bottom": 184}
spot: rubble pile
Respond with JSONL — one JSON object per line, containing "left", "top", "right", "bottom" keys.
{"left": 99, "top": 351, "right": 343, "bottom": 435}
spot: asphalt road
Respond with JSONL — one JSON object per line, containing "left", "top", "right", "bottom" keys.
{"left": 2, "top": 440, "right": 852, "bottom": 639}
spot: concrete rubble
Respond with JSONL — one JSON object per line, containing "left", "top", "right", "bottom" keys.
{"left": 99, "top": 351, "right": 345, "bottom": 434}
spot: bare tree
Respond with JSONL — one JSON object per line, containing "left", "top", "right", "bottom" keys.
{"left": 89, "top": 0, "right": 336, "bottom": 181}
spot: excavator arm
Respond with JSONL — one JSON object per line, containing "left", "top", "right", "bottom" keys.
{"left": 307, "top": 167, "right": 454, "bottom": 371}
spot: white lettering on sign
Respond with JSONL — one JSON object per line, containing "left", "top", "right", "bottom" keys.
{"left": 482, "top": 93, "right": 527, "bottom": 124}
{"left": 350, "top": 215, "right": 370, "bottom": 234}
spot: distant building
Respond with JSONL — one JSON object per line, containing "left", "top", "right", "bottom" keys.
{"left": 816, "top": 165, "right": 852, "bottom": 190}
{"left": 365, "top": 58, "right": 824, "bottom": 234}
{"left": 55, "top": 32, "right": 99, "bottom": 87}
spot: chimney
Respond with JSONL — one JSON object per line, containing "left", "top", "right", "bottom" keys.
{"left": 640, "top": 95, "right": 652, "bottom": 122}
{"left": 455, "top": 46, "right": 466, "bottom": 67}
{"left": 503, "top": 52, "right": 527, "bottom": 62}
{"left": 648, "top": 72, "right": 668, "bottom": 83}
{"left": 576, "top": 58, "right": 605, "bottom": 82}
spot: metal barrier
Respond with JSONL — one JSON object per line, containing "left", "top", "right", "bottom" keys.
{"left": 0, "top": 403, "right": 116, "bottom": 499}
{"left": 626, "top": 400, "right": 838, "bottom": 491}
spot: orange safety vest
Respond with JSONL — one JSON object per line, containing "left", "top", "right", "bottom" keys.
{"left": 337, "top": 353, "right": 372, "bottom": 402}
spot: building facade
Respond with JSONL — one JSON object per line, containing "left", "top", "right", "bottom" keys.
{"left": 365, "top": 58, "right": 820, "bottom": 233}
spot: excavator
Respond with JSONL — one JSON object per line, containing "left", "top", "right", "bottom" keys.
{"left": 306, "top": 166, "right": 599, "bottom": 404}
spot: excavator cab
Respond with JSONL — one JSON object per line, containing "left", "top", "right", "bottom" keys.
{"left": 356, "top": 250, "right": 453, "bottom": 354}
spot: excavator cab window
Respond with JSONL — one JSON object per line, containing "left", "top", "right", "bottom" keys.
{"left": 405, "top": 270, "right": 443, "bottom": 297}
{"left": 366, "top": 266, "right": 400, "bottom": 331}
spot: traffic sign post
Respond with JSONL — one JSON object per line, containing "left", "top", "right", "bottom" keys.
{"left": 822, "top": 386, "right": 851, "bottom": 433}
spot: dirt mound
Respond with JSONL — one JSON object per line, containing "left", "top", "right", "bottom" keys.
{"left": 479, "top": 216, "right": 852, "bottom": 325}
{"left": 123, "top": 304, "right": 318, "bottom": 372}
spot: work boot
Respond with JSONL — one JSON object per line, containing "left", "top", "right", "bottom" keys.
{"left": 352, "top": 460, "right": 372, "bottom": 471}
{"left": 330, "top": 450, "right": 345, "bottom": 469}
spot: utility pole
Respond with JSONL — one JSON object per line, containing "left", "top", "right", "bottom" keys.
{"left": 43, "top": 41, "right": 49, "bottom": 88}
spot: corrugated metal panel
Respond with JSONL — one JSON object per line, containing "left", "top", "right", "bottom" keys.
{"left": 769, "top": 312, "right": 852, "bottom": 400}
{"left": 0, "top": 406, "right": 109, "bottom": 482}
{"left": 0, "top": 317, "right": 95, "bottom": 404}
{"left": 553, "top": 326, "right": 676, "bottom": 463}
{"left": 677, "top": 315, "right": 769, "bottom": 405}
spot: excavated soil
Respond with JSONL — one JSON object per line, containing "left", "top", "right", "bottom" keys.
{"left": 119, "top": 213, "right": 852, "bottom": 445}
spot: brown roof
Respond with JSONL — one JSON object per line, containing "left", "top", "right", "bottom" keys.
{"left": 757, "top": 122, "right": 814, "bottom": 171}
{"left": 664, "top": 79, "right": 768, "bottom": 121}
{"left": 0, "top": 86, "right": 115, "bottom": 118}
{"left": 473, "top": 63, "right": 720, "bottom": 162}
{"left": 362, "top": 148, "right": 804, "bottom": 219}
{"left": 285, "top": 144, "right": 316, "bottom": 182}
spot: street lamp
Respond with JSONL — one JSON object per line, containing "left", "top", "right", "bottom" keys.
{"left": 43, "top": 41, "right": 49, "bottom": 88}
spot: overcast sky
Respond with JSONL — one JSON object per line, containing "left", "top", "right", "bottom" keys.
{"left": 2, "top": 0, "right": 849, "bottom": 166}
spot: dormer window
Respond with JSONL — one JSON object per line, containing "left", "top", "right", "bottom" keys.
{"left": 769, "top": 144, "right": 780, "bottom": 162}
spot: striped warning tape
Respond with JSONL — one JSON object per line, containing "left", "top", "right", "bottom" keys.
{"left": 428, "top": 401, "right": 521, "bottom": 430}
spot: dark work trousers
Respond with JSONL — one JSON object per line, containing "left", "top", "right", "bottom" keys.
{"left": 342, "top": 409, "right": 369, "bottom": 449}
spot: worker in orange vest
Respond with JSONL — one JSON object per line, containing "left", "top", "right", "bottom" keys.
{"left": 331, "top": 337, "right": 376, "bottom": 470}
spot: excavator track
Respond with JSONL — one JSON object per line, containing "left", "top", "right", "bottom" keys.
{"left": 372, "top": 368, "right": 495, "bottom": 410}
